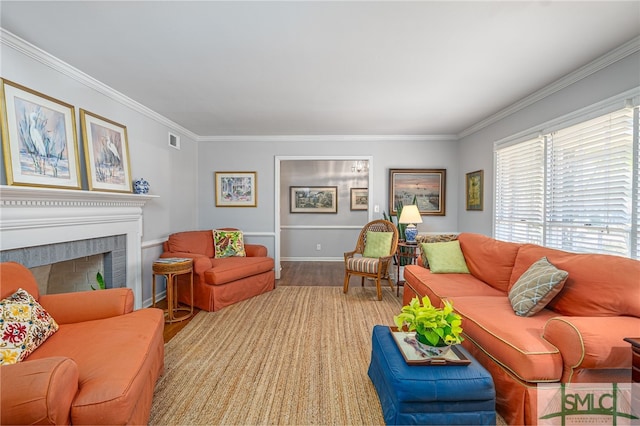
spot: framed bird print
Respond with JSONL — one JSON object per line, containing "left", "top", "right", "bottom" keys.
{"left": 0, "top": 78, "right": 82, "bottom": 189}
{"left": 80, "top": 109, "right": 132, "bottom": 192}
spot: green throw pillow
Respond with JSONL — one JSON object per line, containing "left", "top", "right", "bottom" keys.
{"left": 421, "top": 240, "right": 470, "bottom": 274}
{"left": 362, "top": 231, "right": 393, "bottom": 258}
{"left": 417, "top": 234, "right": 459, "bottom": 268}
{"left": 213, "top": 230, "right": 246, "bottom": 258}
{"left": 508, "top": 257, "right": 568, "bottom": 317}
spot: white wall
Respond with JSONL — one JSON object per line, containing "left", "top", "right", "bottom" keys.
{"left": 0, "top": 34, "right": 199, "bottom": 305}
{"left": 197, "top": 138, "right": 460, "bottom": 260}
{"left": 457, "top": 50, "right": 640, "bottom": 236}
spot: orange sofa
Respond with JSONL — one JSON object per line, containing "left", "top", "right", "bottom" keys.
{"left": 403, "top": 233, "right": 640, "bottom": 425}
{"left": 0, "top": 262, "right": 164, "bottom": 425}
{"left": 161, "top": 230, "right": 275, "bottom": 312}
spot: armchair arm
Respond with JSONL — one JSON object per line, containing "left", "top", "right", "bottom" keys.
{"left": 0, "top": 357, "right": 78, "bottom": 425}
{"left": 245, "top": 244, "right": 267, "bottom": 257}
{"left": 543, "top": 316, "right": 640, "bottom": 381}
{"left": 39, "top": 288, "right": 134, "bottom": 324}
{"left": 161, "top": 252, "right": 212, "bottom": 276}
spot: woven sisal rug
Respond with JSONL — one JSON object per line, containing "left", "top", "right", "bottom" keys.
{"left": 149, "top": 285, "right": 505, "bottom": 425}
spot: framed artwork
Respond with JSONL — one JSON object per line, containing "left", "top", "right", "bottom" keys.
{"left": 290, "top": 186, "right": 338, "bottom": 213}
{"left": 389, "top": 169, "right": 446, "bottom": 216}
{"left": 215, "top": 171, "right": 257, "bottom": 207}
{"left": 466, "top": 170, "right": 484, "bottom": 211}
{"left": 350, "top": 188, "right": 368, "bottom": 211}
{"left": 80, "top": 109, "right": 132, "bottom": 192}
{"left": 0, "top": 79, "right": 82, "bottom": 189}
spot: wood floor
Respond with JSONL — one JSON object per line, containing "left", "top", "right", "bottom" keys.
{"left": 158, "top": 261, "right": 347, "bottom": 342}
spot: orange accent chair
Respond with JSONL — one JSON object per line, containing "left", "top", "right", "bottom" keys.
{"left": 161, "top": 230, "right": 275, "bottom": 311}
{"left": 0, "top": 262, "right": 164, "bottom": 425}
{"left": 344, "top": 219, "right": 399, "bottom": 300}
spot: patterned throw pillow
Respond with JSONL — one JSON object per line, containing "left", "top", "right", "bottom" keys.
{"left": 213, "top": 230, "right": 246, "bottom": 258}
{"left": 0, "top": 288, "right": 59, "bottom": 365}
{"left": 509, "top": 257, "right": 569, "bottom": 317}
{"left": 421, "top": 240, "right": 470, "bottom": 274}
{"left": 362, "top": 231, "right": 394, "bottom": 258}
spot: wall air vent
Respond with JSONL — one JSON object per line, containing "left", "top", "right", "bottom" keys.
{"left": 168, "top": 132, "right": 180, "bottom": 150}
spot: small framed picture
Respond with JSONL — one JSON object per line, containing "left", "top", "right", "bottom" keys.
{"left": 290, "top": 186, "right": 338, "bottom": 213}
{"left": 466, "top": 170, "right": 484, "bottom": 211}
{"left": 215, "top": 171, "right": 257, "bottom": 207}
{"left": 1, "top": 79, "right": 82, "bottom": 189}
{"left": 350, "top": 188, "right": 368, "bottom": 211}
{"left": 80, "top": 109, "right": 132, "bottom": 192}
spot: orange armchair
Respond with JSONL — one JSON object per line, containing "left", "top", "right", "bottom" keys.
{"left": 0, "top": 262, "right": 164, "bottom": 425}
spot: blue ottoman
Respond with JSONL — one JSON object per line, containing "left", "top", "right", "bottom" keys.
{"left": 368, "top": 325, "right": 496, "bottom": 425}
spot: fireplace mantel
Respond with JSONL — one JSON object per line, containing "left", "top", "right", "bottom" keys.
{"left": 0, "top": 185, "right": 157, "bottom": 309}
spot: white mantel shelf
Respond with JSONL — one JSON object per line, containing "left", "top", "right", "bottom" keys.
{"left": 0, "top": 185, "right": 158, "bottom": 206}
{"left": 0, "top": 185, "right": 158, "bottom": 309}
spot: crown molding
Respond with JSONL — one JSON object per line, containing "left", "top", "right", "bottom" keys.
{"left": 458, "top": 35, "right": 640, "bottom": 139}
{"left": 197, "top": 134, "right": 458, "bottom": 143}
{"left": 0, "top": 28, "right": 199, "bottom": 141}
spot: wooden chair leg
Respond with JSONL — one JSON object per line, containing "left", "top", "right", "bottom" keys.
{"left": 361, "top": 276, "right": 365, "bottom": 287}
{"left": 375, "top": 278, "right": 382, "bottom": 301}
{"left": 343, "top": 272, "right": 350, "bottom": 294}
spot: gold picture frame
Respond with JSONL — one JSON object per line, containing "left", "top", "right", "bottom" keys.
{"left": 290, "top": 186, "right": 338, "bottom": 213}
{"left": 389, "top": 169, "right": 446, "bottom": 216}
{"left": 466, "top": 170, "right": 483, "bottom": 211}
{"left": 350, "top": 188, "right": 368, "bottom": 211}
{"left": 80, "top": 109, "right": 132, "bottom": 192}
{"left": 1, "top": 79, "right": 82, "bottom": 189}
{"left": 215, "top": 171, "right": 257, "bottom": 207}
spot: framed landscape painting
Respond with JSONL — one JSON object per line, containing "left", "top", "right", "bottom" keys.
{"left": 466, "top": 169, "right": 483, "bottom": 211}
{"left": 215, "top": 171, "right": 257, "bottom": 207}
{"left": 290, "top": 186, "right": 338, "bottom": 213}
{"left": 389, "top": 169, "right": 446, "bottom": 216}
{"left": 350, "top": 188, "right": 368, "bottom": 211}
{"left": 80, "top": 109, "right": 132, "bottom": 192}
{"left": 1, "top": 79, "right": 82, "bottom": 189}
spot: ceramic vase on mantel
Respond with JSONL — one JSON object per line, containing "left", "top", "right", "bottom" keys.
{"left": 133, "top": 178, "right": 150, "bottom": 194}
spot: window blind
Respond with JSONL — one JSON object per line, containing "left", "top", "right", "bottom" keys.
{"left": 494, "top": 105, "right": 639, "bottom": 259}
{"left": 495, "top": 138, "right": 545, "bottom": 245}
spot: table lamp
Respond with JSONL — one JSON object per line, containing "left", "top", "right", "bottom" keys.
{"left": 398, "top": 205, "right": 422, "bottom": 243}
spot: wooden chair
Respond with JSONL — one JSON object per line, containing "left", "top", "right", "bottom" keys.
{"left": 343, "top": 219, "right": 399, "bottom": 300}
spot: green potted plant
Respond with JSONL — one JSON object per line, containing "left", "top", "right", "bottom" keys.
{"left": 394, "top": 295, "right": 464, "bottom": 356}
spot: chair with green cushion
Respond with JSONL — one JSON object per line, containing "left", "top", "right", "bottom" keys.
{"left": 343, "top": 219, "right": 399, "bottom": 300}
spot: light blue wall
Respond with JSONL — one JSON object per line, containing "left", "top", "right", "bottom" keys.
{"left": 457, "top": 51, "right": 640, "bottom": 236}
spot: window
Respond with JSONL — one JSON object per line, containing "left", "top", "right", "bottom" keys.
{"left": 495, "top": 104, "right": 640, "bottom": 260}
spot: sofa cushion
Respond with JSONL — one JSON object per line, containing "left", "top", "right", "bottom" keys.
{"left": 417, "top": 234, "right": 458, "bottom": 268}
{"left": 421, "top": 240, "right": 470, "bottom": 274}
{"left": 510, "top": 244, "right": 640, "bottom": 317}
{"left": 0, "top": 288, "right": 59, "bottom": 365}
{"left": 27, "top": 308, "right": 164, "bottom": 425}
{"left": 457, "top": 233, "right": 522, "bottom": 293}
{"left": 167, "top": 231, "right": 215, "bottom": 258}
{"left": 452, "top": 296, "right": 562, "bottom": 382}
{"left": 404, "top": 265, "right": 504, "bottom": 306}
{"left": 508, "top": 257, "right": 568, "bottom": 317}
{"left": 206, "top": 256, "right": 275, "bottom": 285}
{"left": 213, "top": 229, "right": 246, "bottom": 258}
{"left": 363, "top": 231, "right": 394, "bottom": 258}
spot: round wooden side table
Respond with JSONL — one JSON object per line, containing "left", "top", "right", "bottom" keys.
{"left": 152, "top": 258, "right": 194, "bottom": 323}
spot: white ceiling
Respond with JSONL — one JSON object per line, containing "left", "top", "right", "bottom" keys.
{"left": 1, "top": 1, "right": 639, "bottom": 138}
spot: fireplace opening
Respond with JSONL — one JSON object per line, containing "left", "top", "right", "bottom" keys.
{"left": 0, "top": 235, "right": 126, "bottom": 295}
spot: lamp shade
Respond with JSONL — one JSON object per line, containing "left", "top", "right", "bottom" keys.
{"left": 398, "top": 205, "right": 423, "bottom": 224}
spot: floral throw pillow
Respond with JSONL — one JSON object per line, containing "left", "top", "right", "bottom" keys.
{"left": 0, "top": 288, "right": 59, "bottom": 365}
{"left": 213, "top": 230, "right": 247, "bottom": 258}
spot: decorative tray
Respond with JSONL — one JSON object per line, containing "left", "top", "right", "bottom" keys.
{"left": 389, "top": 326, "right": 471, "bottom": 366}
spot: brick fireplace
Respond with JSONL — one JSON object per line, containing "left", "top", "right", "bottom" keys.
{"left": 0, "top": 185, "right": 155, "bottom": 309}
